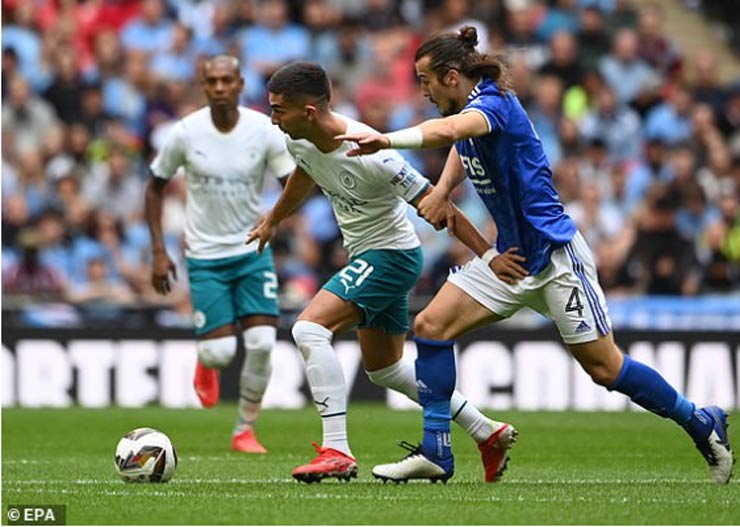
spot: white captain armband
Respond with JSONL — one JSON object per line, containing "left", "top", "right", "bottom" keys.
{"left": 385, "top": 127, "right": 423, "bottom": 149}
{"left": 481, "top": 247, "right": 499, "bottom": 264}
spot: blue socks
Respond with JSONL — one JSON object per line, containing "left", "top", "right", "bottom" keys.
{"left": 414, "top": 336, "right": 455, "bottom": 472}
{"left": 610, "top": 354, "right": 712, "bottom": 442}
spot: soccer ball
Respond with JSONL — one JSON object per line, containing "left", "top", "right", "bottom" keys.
{"left": 114, "top": 427, "right": 178, "bottom": 483}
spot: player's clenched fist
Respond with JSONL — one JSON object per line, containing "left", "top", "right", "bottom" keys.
{"left": 151, "top": 250, "right": 177, "bottom": 294}
{"left": 417, "top": 187, "right": 453, "bottom": 231}
{"left": 246, "top": 216, "right": 277, "bottom": 254}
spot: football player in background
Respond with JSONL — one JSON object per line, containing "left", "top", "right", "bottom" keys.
{"left": 248, "top": 61, "right": 517, "bottom": 484}
{"left": 145, "top": 55, "right": 295, "bottom": 453}
{"left": 338, "top": 26, "right": 734, "bottom": 484}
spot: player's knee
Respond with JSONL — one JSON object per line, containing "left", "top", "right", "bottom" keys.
{"left": 243, "top": 325, "right": 276, "bottom": 369}
{"left": 584, "top": 362, "right": 619, "bottom": 387}
{"left": 291, "top": 320, "right": 332, "bottom": 361}
{"left": 197, "top": 335, "right": 237, "bottom": 368}
{"left": 414, "top": 311, "right": 447, "bottom": 340}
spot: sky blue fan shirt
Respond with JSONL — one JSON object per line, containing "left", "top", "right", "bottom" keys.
{"left": 455, "top": 78, "right": 576, "bottom": 275}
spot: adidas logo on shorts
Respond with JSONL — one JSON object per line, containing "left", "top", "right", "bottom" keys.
{"left": 575, "top": 320, "right": 591, "bottom": 333}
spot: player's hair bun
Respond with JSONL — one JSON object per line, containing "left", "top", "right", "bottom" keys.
{"left": 459, "top": 26, "right": 478, "bottom": 50}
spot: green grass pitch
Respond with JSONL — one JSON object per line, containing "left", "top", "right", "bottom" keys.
{"left": 3, "top": 405, "right": 738, "bottom": 525}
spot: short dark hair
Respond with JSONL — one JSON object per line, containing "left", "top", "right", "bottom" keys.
{"left": 415, "top": 26, "right": 512, "bottom": 92}
{"left": 267, "top": 62, "right": 331, "bottom": 107}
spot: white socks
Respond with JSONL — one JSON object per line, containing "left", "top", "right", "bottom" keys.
{"left": 235, "top": 326, "right": 276, "bottom": 434}
{"left": 366, "top": 359, "right": 497, "bottom": 443}
{"left": 292, "top": 320, "right": 353, "bottom": 457}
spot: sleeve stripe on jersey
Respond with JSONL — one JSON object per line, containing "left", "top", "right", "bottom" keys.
{"left": 409, "top": 181, "right": 431, "bottom": 204}
{"left": 461, "top": 108, "right": 492, "bottom": 134}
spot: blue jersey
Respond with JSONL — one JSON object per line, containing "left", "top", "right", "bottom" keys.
{"left": 455, "top": 78, "right": 576, "bottom": 275}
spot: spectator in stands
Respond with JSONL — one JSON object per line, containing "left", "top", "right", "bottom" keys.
{"left": 625, "top": 183, "right": 701, "bottom": 295}
{"left": 101, "top": 50, "right": 149, "bottom": 137}
{"left": 563, "top": 68, "right": 605, "bottom": 120}
{"left": 83, "top": 147, "right": 143, "bottom": 223}
{"left": 599, "top": 28, "right": 656, "bottom": 105}
{"left": 529, "top": 74, "right": 565, "bottom": 165}
{"left": 120, "top": 0, "right": 174, "bottom": 54}
{"left": 604, "top": 0, "right": 638, "bottom": 32}
{"left": 67, "top": 256, "right": 135, "bottom": 305}
{"left": 717, "top": 83, "right": 740, "bottom": 141}
{"left": 535, "top": 0, "right": 579, "bottom": 43}
{"left": 690, "top": 50, "right": 726, "bottom": 117}
{"left": 576, "top": 6, "right": 611, "bottom": 71}
{"left": 2, "top": 194, "right": 30, "bottom": 259}
{"left": 1, "top": 2, "right": 45, "bottom": 90}
{"left": 644, "top": 83, "right": 694, "bottom": 146}
{"left": 704, "top": 181, "right": 740, "bottom": 291}
{"left": 636, "top": 2, "right": 681, "bottom": 78}
{"left": 43, "top": 47, "right": 85, "bottom": 124}
{"left": 150, "top": 23, "right": 196, "bottom": 82}
{"left": 503, "top": 3, "right": 548, "bottom": 70}
{"left": 36, "top": 207, "right": 74, "bottom": 281}
{"left": 579, "top": 83, "right": 642, "bottom": 161}
{"left": 191, "top": 0, "right": 236, "bottom": 57}
{"left": 362, "top": 0, "right": 404, "bottom": 32}
{"left": 539, "top": 31, "right": 583, "bottom": 89}
{"left": 240, "top": 0, "right": 310, "bottom": 80}
{"left": 7, "top": 147, "right": 49, "bottom": 218}
{"left": 78, "top": 81, "right": 110, "bottom": 138}
{"left": 3, "top": 228, "right": 67, "bottom": 299}
{"left": 566, "top": 181, "right": 626, "bottom": 252}
{"left": 2, "top": 76, "right": 59, "bottom": 153}
{"left": 624, "top": 138, "right": 674, "bottom": 213}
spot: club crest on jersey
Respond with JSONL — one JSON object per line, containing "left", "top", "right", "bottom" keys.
{"left": 339, "top": 171, "right": 356, "bottom": 189}
{"left": 192, "top": 310, "right": 206, "bottom": 329}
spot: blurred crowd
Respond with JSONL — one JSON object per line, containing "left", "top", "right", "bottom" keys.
{"left": 2, "top": 0, "right": 740, "bottom": 321}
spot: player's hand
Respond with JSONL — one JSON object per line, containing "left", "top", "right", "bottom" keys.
{"left": 246, "top": 216, "right": 276, "bottom": 254}
{"left": 334, "top": 132, "right": 390, "bottom": 156}
{"left": 489, "top": 247, "right": 528, "bottom": 285}
{"left": 151, "top": 250, "right": 177, "bottom": 295}
{"left": 417, "top": 187, "right": 453, "bottom": 231}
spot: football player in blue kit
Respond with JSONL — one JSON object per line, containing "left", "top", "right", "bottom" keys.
{"left": 337, "top": 26, "right": 734, "bottom": 484}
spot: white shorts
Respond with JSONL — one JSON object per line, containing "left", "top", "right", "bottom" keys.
{"left": 447, "top": 231, "right": 611, "bottom": 345}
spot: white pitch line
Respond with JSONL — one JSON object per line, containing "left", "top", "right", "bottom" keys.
{"left": 6, "top": 486, "right": 737, "bottom": 506}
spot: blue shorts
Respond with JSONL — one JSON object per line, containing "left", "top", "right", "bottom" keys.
{"left": 187, "top": 248, "right": 279, "bottom": 335}
{"left": 323, "top": 247, "right": 423, "bottom": 334}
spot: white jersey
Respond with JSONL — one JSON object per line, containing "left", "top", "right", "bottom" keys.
{"left": 286, "top": 114, "right": 429, "bottom": 256}
{"left": 150, "top": 106, "right": 295, "bottom": 259}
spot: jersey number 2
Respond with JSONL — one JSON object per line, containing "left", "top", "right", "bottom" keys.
{"left": 565, "top": 287, "right": 584, "bottom": 318}
{"left": 263, "top": 271, "right": 278, "bottom": 299}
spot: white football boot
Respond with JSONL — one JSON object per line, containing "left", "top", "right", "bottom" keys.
{"left": 372, "top": 442, "right": 454, "bottom": 484}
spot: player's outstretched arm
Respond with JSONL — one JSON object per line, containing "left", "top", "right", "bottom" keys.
{"left": 336, "top": 112, "right": 489, "bottom": 156}
{"left": 246, "top": 166, "right": 316, "bottom": 253}
{"left": 145, "top": 174, "right": 177, "bottom": 295}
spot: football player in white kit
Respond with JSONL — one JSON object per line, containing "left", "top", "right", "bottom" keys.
{"left": 145, "top": 56, "right": 295, "bottom": 453}
{"left": 247, "top": 62, "right": 517, "bottom": 483}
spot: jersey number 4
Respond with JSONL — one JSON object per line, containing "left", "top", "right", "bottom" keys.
{"left": 565, "top": 287, "right": 584, "bottom": 318}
